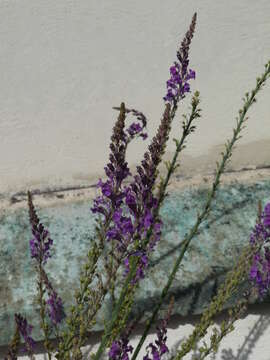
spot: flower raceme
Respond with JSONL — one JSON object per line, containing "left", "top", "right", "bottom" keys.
{"left": 14, "top": 314, "right": 35, "bottom": 355}
{"left": 105, "top": 15, "right": 198, "bottom": 360}
{"left": 10, "top": 192, "right": 67, "bottom": 353}
{"left": 163, "top": 12, "right": 197, "bottom": 104}
{"left": 28, "top": 191, "right": 66, "bottom": 325}
{"left": 119, "top": 15, "right": 197, "bottom": 283}
{"left": 91, "top": 103, "right": 148, "bottom": 219}
{"left": 100, "top": 15, "right": 198, "bottom": 360}
{"left": 249, "top": 202, "right": 270, "bottom": 297}
{"left": 120, "top": 104, "right": 173, "bottom": 282}
{"left": 28, "top": 191, "right": 54, "bottom": 265}
{"left": 143, "top": 298, "right": 174, "bottom": 360}
{"left": 92, "top": 13, "right": 198, "bottom": 286}
{"left": 40, "top": 267, "right": 66, "bottom": 326}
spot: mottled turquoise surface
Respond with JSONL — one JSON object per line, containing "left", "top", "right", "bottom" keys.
{"left": 1, "top": 180, "right": 270, "bottom": 345}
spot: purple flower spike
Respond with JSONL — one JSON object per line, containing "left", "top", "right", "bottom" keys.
{"left": 124, "top": 251, "right": 149, "bottom": 284}
{"left": 143, "top": 298, "right": 174, "bottom": 360}
{"left": 91, "top": 103, "right": 148, "bottom": 222}
{"left": 40, "top": 267, "right": 66, "bottom": 326}
{"left": 14, "top": 313, "right": 35, "bottom": 354}
{"left": 164, "top": 13, "right": 197, "bottom": 104}
{"left": 46, "top": 291, "right": 66, "bottom": 325}
{"left": 109, "top": 338, "right": 133, "bottom": 360}
{"left": 263, "top": 203, "right": 270, "bottom": 228}
{"left": 249, "top": 202, "right": 270, "bottom": 298}
{"left": 143, "top": 319, "right": 169, "bottom": 360}
{"left": 27, "top": 191, "right": 54, "bottom": 265}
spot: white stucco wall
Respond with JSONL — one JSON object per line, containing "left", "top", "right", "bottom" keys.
{"left": 0, "top": 0, "right": 270, "bottom": 194}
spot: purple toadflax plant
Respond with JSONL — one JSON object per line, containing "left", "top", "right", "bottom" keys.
{"left": 4, "top": 11, "right": 270, "bottom": 360}
{"left": 13, "top": 191, "right": 67, "bottom": 359}
{"left": 28, "top": 191, "right": 66, "bottom": 328}
{"left": 107, "top": 12, "right": 198, "bottom": 287}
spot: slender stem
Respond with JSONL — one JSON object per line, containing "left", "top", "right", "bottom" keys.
{"left": 197, "top": 300, "right": 248, "bottom": 360}
{"left": 38, "top": 262, "right": 52, "bottom": 359}
{"left": 93, "top": 257, "right": 139, "bottom": 360}
{"left": 131, "top": 61, "right": 270, "bottom": 360}
{"left": 93, "top": 92, "right": 200, "bottom": 360}
{"left": 92, "top": 96, "right": 182, "bottom": 359}
{"left": 157, "top": 91, "right": 200, "bottom": 210}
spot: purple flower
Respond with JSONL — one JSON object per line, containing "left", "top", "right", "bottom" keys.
{"left": 27, "top": 191, "right": 54, "bottom": 265}
{"left": 14, "top": 314, "right": 35, "bottom": 354}
{"left": 29, "top": 225, "right": 53, "bottom": 265}
{"left": 109, "top": 341, "right": 121, "bottom": 359}
{"left": 122, "top": 107, "right": 148, "bottom": 142}
{"left": 143, "top": 209, "right": 154, "bottom": 230}
{"left": 262, "top": 203, "right": 270, "bottom": 228}
{"left": 99, "top": 179, "right": 113, "bottom": 197}
{"left": 106, "top": 207, "right": 135, "bottom": 251}
{"left": 125, "top": 188, "right": 138, "bottom": 215}
{"left": 127, "top": 122, "right": 143, "bottom": 136}
{"left": 163, "top": 13, "right": 197, "bottom": 104}
{"left": 40, "top": 267, "right": 66, "bottom": 326}
{"left": 249, "top": 202, "right": 270, "bottom": 297}
{"left": 46, "top": 291, "right": 66, "bottom": 325}
{"left": 143, "top": 298, "right": 174, "bottom": 360}
{"left": 121, "top": 105, "right": 172, "bottom": 282}
{"left": 91, "top": 103, "right": 148, "bottom": 225}
{"left": 124, "top": 251, "right": 149, "bottom": 284}
{"left": 109, "top": 338, "right": 133, "bottom": 360}
{"left": 141, "top": 133, "right": 148, "bottom": 140}
{"left": 143, "top": 318, "right": 169, "bottom": 360}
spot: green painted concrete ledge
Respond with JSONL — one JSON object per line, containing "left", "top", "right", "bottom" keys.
{"left": 1, "top": 174, "right": 270, "bottom": 346}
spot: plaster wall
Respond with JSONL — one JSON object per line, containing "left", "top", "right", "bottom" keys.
{"left": 0, "top": 0, "right": 270, "bottom": 194}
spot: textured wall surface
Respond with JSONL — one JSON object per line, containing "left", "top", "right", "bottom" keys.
{"left": 1, "top": 171, "right": 270, "bottom": 345}
{"left": 0, "top": 0, "right": 270, "bottom": 193}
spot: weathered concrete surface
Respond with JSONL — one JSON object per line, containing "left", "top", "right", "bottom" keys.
{"left": 1, "top": 0, "right": 270, "bottom": 194}
{"left": 1, "top": 169, "right": 270, "bottom": 346}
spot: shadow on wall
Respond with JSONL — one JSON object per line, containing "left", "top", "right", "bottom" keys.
{"left": 167, "top": 303, "right": 270, "bottom": 360}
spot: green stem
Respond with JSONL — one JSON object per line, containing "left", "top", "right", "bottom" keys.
{"left": 157, "top": 90, "right": 201, "bottom": 210}
{"left": 93, "top": 257, "right": 139, "bottom": 360}
{"left": 93, "top": 91, "right": 200, "bottom": 360}
{"left": 131, "top": 60, "right": 270, "bottom": 360}
{"left": 38, "top": 263, "right": 52, "bottom": 360}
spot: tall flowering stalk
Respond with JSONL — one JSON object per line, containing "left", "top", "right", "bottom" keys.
{"left": 27, "top": 191, "right": 66, "bottom": 358}
{"left": 115, "top": 103, "right": 172, "bottom": 282}
{"left": 94, "top": 13, "right": 198, "bottom": 360}
{"left": 104, "top": 15, "right": 200, "bottom": 359}
{"left": 55, "top": 103, "right": 148, "bottom": 358}
{"left": 164, "top": 13, "right": 197, "bottom": 104}
{"left": 173, "top": 202, "right": 270, "bottom": 359}
{"left": 131, "top": 59, "right": 270, "bottom": 360}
